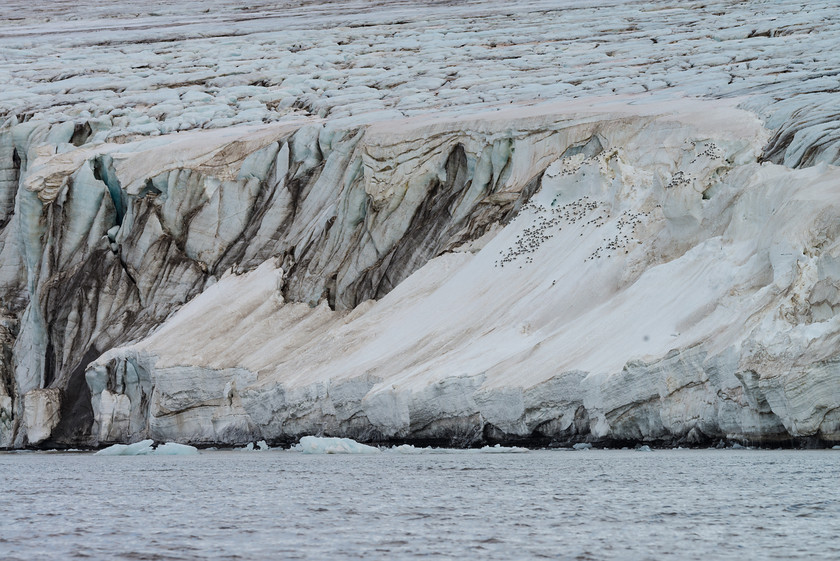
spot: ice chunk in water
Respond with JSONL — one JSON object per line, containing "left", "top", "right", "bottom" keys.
{"left": 292, "top": 436, "right": 379, "bottom": 454}
{"left": 572, "top": 443, "right": 593, "bottom": 450}
{"left": 479, "top": 444, "right": 528, "bottom": 453}
{"left": 95, "top": 440, "right": 198, "bottom": 456}
{"left": 153, "top": 442, "right": 199, "bottom": 455}
{"left": 95, "top": 439, "right": 155, "bottom": 456}
{"left": 239, "top": 441, "right": 269, "bottom": 451}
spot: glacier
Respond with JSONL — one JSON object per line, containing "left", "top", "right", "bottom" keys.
{"left": 2, "top": 0, "right": 840, "bottom": 449}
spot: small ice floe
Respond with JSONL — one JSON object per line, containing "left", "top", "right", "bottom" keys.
{"left": 389, "top": 444, "right": 420, "bottom": 454}
{"left": 95, "top": 439, "right": 199, "bottom": 456}
{"left": 153, "top": 442, "right": 200, "bottom": 455}
{"left": 95, "top": 439, "right": 154, "bottom": 456}
{"left": 636, "top": 445, "right": 652, "bottom": 452}
{"left": 832, "top": 445, "right": 840, "bottom": 450}
{"left": 478, "top": 444, "right": 529, "bottom": 454}
{"left": 239, "top": 440, "right": 270, "bottom": 451}
{"left": 572, "top": 443, "right": 593, "bottom": 450}
{"left": 292, "top": 436, "right": 379, "bottom": 454}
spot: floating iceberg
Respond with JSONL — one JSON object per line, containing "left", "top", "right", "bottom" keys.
{"left": 388, "top": 444, "right": 420, "bottom": 454}
{"left": 478, "top": 444, "right": 529, "bottom": 454}
{"left": 238, "top": 440, "right": 269, "bottom": 451}
{"left": 95, "top": 439, "right": 155, "bottom": 456}
{"left": 152, "top": 442, "right": 200, "bottom": 455}
{"left": 292, "top": 436, "right": 380, "bottom": 454}
{"left": 95, "top": 439, "right": 198, "bottom": 456}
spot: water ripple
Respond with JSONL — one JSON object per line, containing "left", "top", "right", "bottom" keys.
{"left": 2, "top": 449, "right": 839, "bottom": 560}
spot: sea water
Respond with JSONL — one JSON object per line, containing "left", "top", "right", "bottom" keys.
{"left": 2, "top": 448, "right": 839, "bottom": 560}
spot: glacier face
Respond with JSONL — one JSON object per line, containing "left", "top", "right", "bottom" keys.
{"left": 3, "top": 1, "right": 840, "bottom": 448}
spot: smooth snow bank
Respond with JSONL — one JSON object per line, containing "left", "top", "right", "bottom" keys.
{"left": 95, "top": 440, "right": 199, "bottom": 456}
{"left": 292, "top": 436, "right": 380, "bottom": 454}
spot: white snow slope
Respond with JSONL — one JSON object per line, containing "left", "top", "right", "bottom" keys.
{"left": 2, "top": 0, "right": 840, "bottom": 447}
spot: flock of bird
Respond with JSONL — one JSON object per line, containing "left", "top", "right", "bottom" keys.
{"left": 554, "top": 155, "right": 599, "bottom": 178}
{"left": 493, "top": 189, "right": 666, "bottom": 272}
{"left": 667, "top": 142, "right": 723, "bottom": 189}
{"left": 584, "top": 209, "right": 651, "bottom": 262}
{"left": 495, "top": 195, "right": 603, "bottom": 268}
{"left": 492, "top": 147, "right": 693, "bottom": 270}
{"left": 665, "top": 170, "right": 692, "bottom": 190}
{"left": 689, "top": 142, "right": 723, "bottom": 165}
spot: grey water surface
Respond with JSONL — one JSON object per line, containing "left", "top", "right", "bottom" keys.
{"left": 2, "top": 448, "right": 839, "bottom": 560}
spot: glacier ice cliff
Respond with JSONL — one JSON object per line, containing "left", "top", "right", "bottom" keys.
{"left": 3, "top": 0, "right": 840, "bottom": 448}
{"left": 4, "top": 97, "right": 840, "bottom": 448}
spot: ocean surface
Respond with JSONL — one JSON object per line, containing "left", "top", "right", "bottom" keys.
{"left": 2, "top": 448, "right": 839, "bottom": 560}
